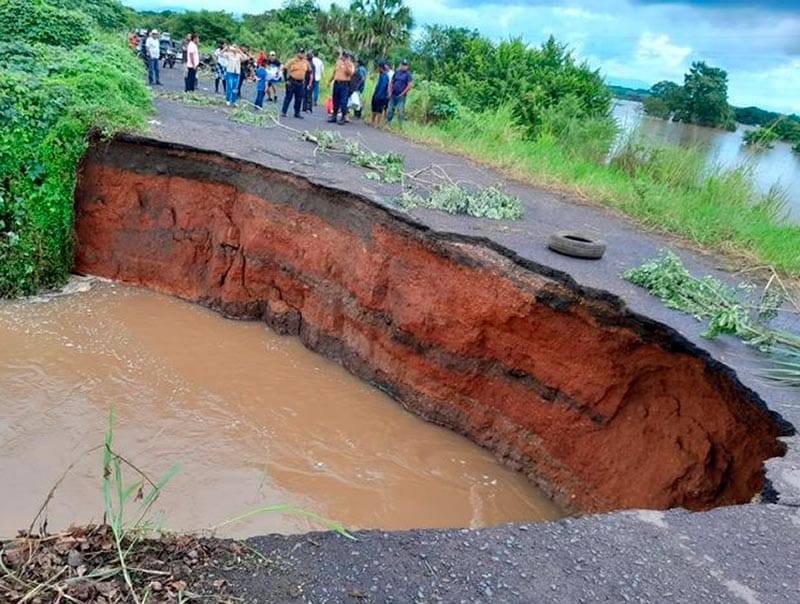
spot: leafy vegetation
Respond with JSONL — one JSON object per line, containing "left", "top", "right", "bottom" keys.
{"left": 624, "top": 251, "right": 800, "bottom": 386}
{"left": 398, "top": 184, "right": 522, "bottom": 220}
{"left": 0, "top": 2, "right": 150, "bottom": 298}
{"left": 743, "top": 126, "right": 780, "bottom": 149}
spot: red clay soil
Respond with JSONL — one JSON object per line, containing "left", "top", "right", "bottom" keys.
{"left": 73, "top": 138, "right": 787, "bottom": 514}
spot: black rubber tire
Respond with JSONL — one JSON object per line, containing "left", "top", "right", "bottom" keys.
{"left": 547, "top": 231, "right": 606, "bottom": 259}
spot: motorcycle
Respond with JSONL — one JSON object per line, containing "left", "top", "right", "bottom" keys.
{"left": 162, "top": 46, "right": 176, "bottom": 69}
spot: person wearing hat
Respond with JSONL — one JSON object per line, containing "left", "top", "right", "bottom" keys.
{"left": 370, "top": 61, "right": 391, "bottom": 127}
{"left": 328, "top": 50, "right": 355, "bottom": 124}
{"left": 266, "top": 51, "right": 282, "bottom": 102}
{"left": 281, "top": 47, "right": 311, "bottom": 119}
{"left": 387, "top": 59, "right": 413, "bottom": 124}
{"left": 223, "top": 44, "right": 246, "bottom": 106}
{"left": 145, "top": 30, "right": 162, "bottom": 85}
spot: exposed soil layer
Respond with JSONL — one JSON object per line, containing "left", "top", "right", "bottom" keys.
{"left": 73, "top": 137, "right": 789, "bottom": 514}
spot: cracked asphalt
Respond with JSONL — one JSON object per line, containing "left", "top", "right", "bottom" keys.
{"left": 138, "top": 68, "right": 800, "bottom": 603}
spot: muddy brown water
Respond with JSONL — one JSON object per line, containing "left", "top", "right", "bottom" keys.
{"left": 0, "top": 279, "right": 560, "bottom": 538}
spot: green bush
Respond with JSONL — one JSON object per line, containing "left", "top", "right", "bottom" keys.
{"left": 0, "top": 16, "right": 150, "bottom": 297}
{"left": 405, "top": 80, "right": 461, "bottom": 123}
{"left": 535, "top": 94, "right": 618, "bottom": 163}
{"left": 0, "top": 0, "right": 92, "bottom": 47}
{"left": 49, "top": 0, "right": 127, "bottom": 30}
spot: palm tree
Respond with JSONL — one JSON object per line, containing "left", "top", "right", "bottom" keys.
{"left": 317, "top": 0, "right": 413, "bottom": 62}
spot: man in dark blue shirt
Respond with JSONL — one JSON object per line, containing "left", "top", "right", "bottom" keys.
{"left": 370, "top": 61, "right": 390, "bottom": 127}
{"left": 387, "top": 59, "right": 413, "bottom": 124}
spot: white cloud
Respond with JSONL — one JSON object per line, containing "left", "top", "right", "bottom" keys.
{"left": 635, "top": 32, "right": 691, "bottom": 68}
{"left": 730, "top": 59, "right": 800, "bottom": 114}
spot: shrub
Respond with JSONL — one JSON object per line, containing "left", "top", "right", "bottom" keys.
{"left": 0, "top": 0, "right": 92, "bottom": 47}
{"left": 0, "top": 30, "right": 150, "bottom": 297}
{"left": 48, "top": 0, "right": 127, "bottom": 30}
{"left": 405, "top": 80, "right": 461, "bottom": 123}
{"left": 535, "top": 94, "right": 618, "bottom": 163}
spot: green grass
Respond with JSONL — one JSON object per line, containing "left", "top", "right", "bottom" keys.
{"left": 386, "top": 103, "right": 800, "bottom": 275}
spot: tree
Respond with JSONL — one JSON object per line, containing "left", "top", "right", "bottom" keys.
{"left": 643, "top": 80, "right": 684, "bottom": 119}
{"left": 317, "top": 0, "right": 412, "bottom": 61}
{"left": 169, "top": 10, "right": 239, "bottom": 43}
{"left": 673, "top": 61, "right": 734, "bottom": 129}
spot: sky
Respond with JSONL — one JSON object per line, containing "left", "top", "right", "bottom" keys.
{"left": 126, "top": 0, "right": 800, "bottom": 114}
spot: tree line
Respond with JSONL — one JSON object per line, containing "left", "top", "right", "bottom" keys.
{"left": 641, "top": 61, "right": 800, "bottom": 150}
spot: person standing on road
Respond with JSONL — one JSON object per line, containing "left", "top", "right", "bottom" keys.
{"left": 184, "top": 33, "right": 199, "bottom": 92}
{"left": 224, "top": 44, "right": 245, "bottom": 106}
{"left": 311, "top": 51, "right": 324, "bottom": 106}
{"left": 266, "top": 51, "right": 282, "bottom": 103}
{"left": 387, "top": 59, "right": 413, "bottom": 124}
{"left": 303, "top": 51, "right": 315, "bottom": 113}
{"left": 254, "top": 60, "right": 267, "bottom": 108}
{"left": 145, "top": 30, "right": 161, "bottom": 85}
{"left": 328, "top": 50, "right": 354, "bottom": 125}
{"left": 213, "top": 41, "right": 227, "bottom": 94}
{"left": 281, "top": 48, "right": 311, "bottom": 119}
{"left": 370, "top": 61, "right": 390, "bottom": 127}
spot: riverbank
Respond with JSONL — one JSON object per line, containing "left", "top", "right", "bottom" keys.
{"left": 394, "top": 108, "right": 800, "bottom": 276}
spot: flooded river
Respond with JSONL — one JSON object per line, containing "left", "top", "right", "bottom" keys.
{"left": 613, "top": 100, "right": 800, "bottom": 220}
{"left": 0, "top": 280, "right": 559, "bottom": 538}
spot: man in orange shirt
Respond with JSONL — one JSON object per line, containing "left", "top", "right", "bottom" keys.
{"left": 281, "top": 47, "right": 311, "bottom": 119}
{"left": 328, "top": 50, "right": 355, "bottom": 124}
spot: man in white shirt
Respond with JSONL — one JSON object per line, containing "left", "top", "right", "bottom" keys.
{"left": 311, "top": 51, "right": 324, "bottom": 106}
{"left": 145, "top": 30, "right": 161, "bottom": 85}
{"left": 185, "top": 33, "right": 199, "bottom": 92}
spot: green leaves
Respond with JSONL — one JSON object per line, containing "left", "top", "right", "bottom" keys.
{"left": 624, "top": 251, "right": 800, "bottom": 386}
{"left": 1, "top": 6, "right": 150, "bottom": 298}
{"left": 398, "top": 184, "right": 522, "bottom": 220}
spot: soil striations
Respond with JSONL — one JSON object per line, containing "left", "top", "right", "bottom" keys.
{"left": 73, "top": 137, "right": 789, "bottom": 514}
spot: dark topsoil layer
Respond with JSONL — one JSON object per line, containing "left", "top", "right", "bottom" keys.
{"left": 3, "top": 69, "right": 799, "bottom": 603}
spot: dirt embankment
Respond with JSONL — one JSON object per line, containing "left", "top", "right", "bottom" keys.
{"left": 73, "top": 137, "right": 790, "bottom": 514}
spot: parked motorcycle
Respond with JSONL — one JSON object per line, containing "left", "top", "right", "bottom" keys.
{"left": 162, "top": 46, "right": 176, "bottom": 69}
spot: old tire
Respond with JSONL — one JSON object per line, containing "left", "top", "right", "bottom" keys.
{"left": 547, "top": 231, "right": 606, "bottom": 259}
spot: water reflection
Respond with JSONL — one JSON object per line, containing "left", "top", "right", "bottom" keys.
{"left": 613, "top": 100, "right": 800, "bottom": 220}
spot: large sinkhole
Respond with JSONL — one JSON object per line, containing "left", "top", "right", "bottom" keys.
{"left": 65, "top": 137, "right": 790, "bottom": 523}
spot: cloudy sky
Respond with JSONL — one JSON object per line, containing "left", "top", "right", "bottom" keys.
{"left": 127, "top": 0, "right": 800, "bottom": 113}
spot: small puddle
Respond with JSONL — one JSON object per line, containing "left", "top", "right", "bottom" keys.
{"left": 0, "top": 281, "right": 560, "bottom": 537}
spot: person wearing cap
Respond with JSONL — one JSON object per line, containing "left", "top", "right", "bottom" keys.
{"left": 328, "top": 50, "right": 355, "bottom": 124}
{"left": 145, "top": 30, "right": 162, "bottom": 85}
{"left": 387, "top": 59, "right": 413, "bottom": 124}
{"left": 370, "top": 61, "right": 391, "bottom": 127}
{"left": 266, "top": 51, "right": 282, "bottom": 102}
{"left": 281, "top": 48, "right": 311, "bottom": 119}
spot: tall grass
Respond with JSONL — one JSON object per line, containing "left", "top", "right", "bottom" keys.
{"left": 395, "top": 104, "right": 800, "bottom": 275}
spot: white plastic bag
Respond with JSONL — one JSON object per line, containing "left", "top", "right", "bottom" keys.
{"left": 347, "top": 91, "right": 362, "bottom": 110}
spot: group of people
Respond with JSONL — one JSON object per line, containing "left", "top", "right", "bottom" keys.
{"left": 134, "top": 29, "right": 199, "bottom": 91}
{"left": 325, "top": 51, "right": 414, "bottom": 126}
{"left": 131, "top": 29, "right": 414, "bottom": 125}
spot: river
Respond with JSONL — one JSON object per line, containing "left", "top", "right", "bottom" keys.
{"left": 612, "top": 100, "right": 800, "bottom": 221}
{"left": 0, "top": 279, "right": 559, "bottom": 538}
